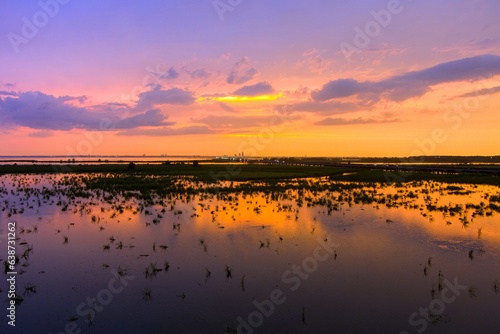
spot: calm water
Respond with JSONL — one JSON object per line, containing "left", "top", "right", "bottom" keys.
{"left": 0, "top": 175, "right": 499, "bottom": 333}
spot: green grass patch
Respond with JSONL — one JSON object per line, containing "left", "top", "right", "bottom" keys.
{"left": 0, "top": 163, "right": 499, "bottom": 185}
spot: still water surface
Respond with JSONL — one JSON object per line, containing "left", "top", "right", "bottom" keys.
{"left": 0, "top": 174, "right": 499, "bottom": 333}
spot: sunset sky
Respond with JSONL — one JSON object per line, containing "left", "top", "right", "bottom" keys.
{"left": 1, "top": 0, "right": 499, "bottom": 157}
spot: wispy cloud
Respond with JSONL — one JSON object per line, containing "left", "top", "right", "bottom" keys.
{"left": 185, "top": 68, "right": 211, "bottom": 79}
{"left": 276, "top": 101, "right": 358, "bottom": 115}
{"left": 217, "top": 102, "right": 236, "bottom": 113}
{"left": 149, "top": 66, "right": 180, "bottom": 80}
{"left": 0, "top": 82, "right": 16, "bottom": 88}
{"left": 192, "top": 115, "right": 282, "bottom": 129}
{"left": 315, "top": 117, "right": 399, "bottom": 126}
{"left": 456, "top": 85, "right": 500, "bottom": 98}
{"left": 296, "top": 48, "right": 333, "bottom": 73}
{"left": 436, "top": 38, "right": 500, "bottom": 55}
{"left": 28, "top": 130, "right": 53, "bottom": 138}
{"left": 227, "top": 57, "right": 259, "bottom": 84}
{"left": 117, "top": 126, "right": 213, "bottom": 136}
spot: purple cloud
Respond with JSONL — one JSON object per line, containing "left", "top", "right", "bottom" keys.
{"left": 0, "top": 91, "right": 173, "bottom": 131}
{"left": 114, "top": 109, "right": 174, "bottom": 129}
{"left": 135, "top": 87, "right": 196, "bottom": 111}
{"left": 0, "top": 90, "right": 18, "bottom": 97}
{"left": 233, "top": 81, "right": 274, "bottom": 96}
{"left": 155, "top": 67, "right": 180, "bottom": 80}
{"left": 312, "top": 54, "right": 500, "bottom": 102}
{"left": 186, "top": 68, "right": 211, "bottom": 79}
{"left": 227, "top": 57, "right": 259, "bottom": 84}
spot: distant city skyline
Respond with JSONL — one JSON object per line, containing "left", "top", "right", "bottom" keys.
{"left": 1, "top": 0, "right": 499, "bottom": 157}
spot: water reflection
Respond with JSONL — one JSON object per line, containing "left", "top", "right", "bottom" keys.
{"left": 0, "top": 174, "right": 499, "bottom": 333}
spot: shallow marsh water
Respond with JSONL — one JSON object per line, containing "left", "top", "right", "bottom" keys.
{"left": 0, "top": 174, "right": 499, "bottom": 333}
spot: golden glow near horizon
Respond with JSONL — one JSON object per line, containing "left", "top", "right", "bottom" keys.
{"left": 198, "top": 94, "right": 283, "bottom": 103}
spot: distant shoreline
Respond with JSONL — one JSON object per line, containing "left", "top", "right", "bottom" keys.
{"left": 1, "top": 155, "right": 500, "bottom": 165}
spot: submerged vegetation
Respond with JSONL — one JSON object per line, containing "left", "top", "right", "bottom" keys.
{"left": 1, "top": 164, "right": 500, "bottom": 333}
{"left": 0, "top": 162, "right": 499, "bottom": 185}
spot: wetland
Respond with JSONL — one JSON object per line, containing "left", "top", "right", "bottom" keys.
{"left": 0, "top": 163, "right": 499, "bottom": 333}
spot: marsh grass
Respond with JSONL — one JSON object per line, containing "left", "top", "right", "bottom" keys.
{"left": 143, "top": 288, "right": 152, "bottom": 301}
{"left": 117, "top": 266, "right": 129, "bottom": 277}
{"left": 492, "top": 280, "right": 500, "bottom": 294}
{"left": 23, "top": 282, "right": 37, "bottom": 296}
{"left": 225, "top": 266, "right": 232, "bottom": 279}
{"left": 12, "top": 294, "right": 24, "bottom": 306}
{"left": 438, "top": 270, "right": 444, "bottom": 292}
{"left": 428, "top": 310, "right": 444, "bottom": 325}
{"left": 178, "top": 292, "right": 186, "bottom": 301}
{"left": 86, "top": 313, "right": 94, "bottom": 327}
{"left": 468, "top": 287, "right": 477, "bottom": 299}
